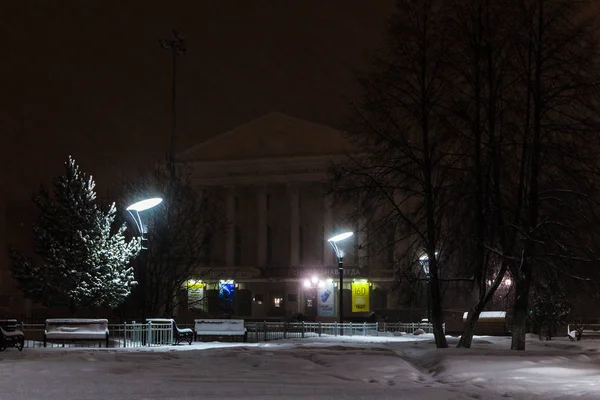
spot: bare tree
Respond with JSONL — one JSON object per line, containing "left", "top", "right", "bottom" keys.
{"left": 331, "top": 0, "right": 457, "bottom": 348}
{"left": 334, "top": 0, "right": 600, "bottom": 351}
{"left": 500, "top": 0, "right": 600, "bottom": 350}
{"left": 121, "top": 160, "right": 224, "bottom": 319}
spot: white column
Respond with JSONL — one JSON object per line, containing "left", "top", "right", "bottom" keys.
{"left": 257, "top": 186, "right": 267, "bottom": 266}
{"left": 323, "top": 193, "right": 334, "bottom": 266}
{"left": 358, "top": 217, "right": 368, "bottom": 267}
{"left": 225, "top": 186, "right": 236, "bottom": 267}
{"left": 289, "top": 183, "right": 300, "bottom": 266}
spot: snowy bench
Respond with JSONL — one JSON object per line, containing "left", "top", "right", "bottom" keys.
{"left": 462, "top": 311, "right": 508, "bottom": 335}
{"left": 0, "top": 319, "right": 25, "bottom": 351}
{"left": 194, "top": 319, "right": 247, "bottom": 342}
{"left": 146, "top": 318, "right": 194, "bottom": 345}
{"left": 567, "top": 324, "right": 600, "bottom": 341}
{"left": 44, "top": 319, "right": 109, "bottom": 348}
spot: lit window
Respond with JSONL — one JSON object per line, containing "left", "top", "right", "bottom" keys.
{"left": 273, "top": 297, "right": 283, "bottom": 308}
{"left": 306, "top": 299, "right": 313, "bottom": 308}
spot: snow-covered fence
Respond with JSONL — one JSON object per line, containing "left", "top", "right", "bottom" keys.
{"left": 18, "top": 321, "right": 174, "bottom": 348}
{"left": 245, "top": 322, "right": 379, "bottom": 342}
{"left": 381, "top": 322, "right": 444, "bottom": 335}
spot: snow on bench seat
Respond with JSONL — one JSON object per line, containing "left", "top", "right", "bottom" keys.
{"left": 44, "top": 319, "right": 109, "bottom": 347}
{"left": 2, "top": 329, "right": 25, "bottom": 338}
{"left": 194, "top": 319, "right": 247, "bottom": 342}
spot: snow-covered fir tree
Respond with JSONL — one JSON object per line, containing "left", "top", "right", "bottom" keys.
{"left": 9, "top": 156, "right": 140, "bottom": 311}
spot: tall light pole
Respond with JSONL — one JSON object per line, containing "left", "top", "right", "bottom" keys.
{"left": 160, "top": 30, "right": 185, "bottom": 169}
{"left": 327, "top": 232, "right": 354, "bottom": 326}
{"left": 127, "top": 197, "right": 163, "bottom": 321}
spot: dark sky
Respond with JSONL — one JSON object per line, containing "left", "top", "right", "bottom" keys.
{"left": 1, "top": 1, "right": 395, "bottom": 202}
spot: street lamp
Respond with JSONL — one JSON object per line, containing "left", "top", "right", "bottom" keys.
{"left": 126, "top": 198, "right": 163, "bottom": 249}
{"left": 419, "top": 253, "right": 437, "bottom": 323}
{"left": 126, "top": 197, "right": 163, "bottom": 326}
{"left": 328, "top": 231, "right": 354, "bottom": 325}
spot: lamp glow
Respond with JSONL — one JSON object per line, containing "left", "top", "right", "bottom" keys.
{"left": 328, "top": 231, "right": 354, "bottom": 243}
{"left": 126, "top": 198, "right": 163, "bottom": 212}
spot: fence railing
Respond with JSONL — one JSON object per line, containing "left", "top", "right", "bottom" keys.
{"left": 10, "top": 320, "right": 441, "bottom": 348}
{"left": 380, "top": 322, "right": 445, "bottom": 335}
{"left": 17, "top": 322, "right": 174, "bottom": 349}
{"left": 245, "top": 322, "right": 379, "bottom": 342}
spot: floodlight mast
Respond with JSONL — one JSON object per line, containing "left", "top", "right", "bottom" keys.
{"left": 327, "top": 231, "right": 353, "bottom": 328}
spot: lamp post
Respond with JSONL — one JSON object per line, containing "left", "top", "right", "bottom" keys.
{"left": 419, "top": 253, "right": 437, "bottom": 323}
{"left": 419, "top": 255, "right": 431, "bottom": 324}
{"left": 126, "top": 197, "right": 163, "bottom": 323}
{"left": 327, "top": 232, "right": 354, "bottom": 326}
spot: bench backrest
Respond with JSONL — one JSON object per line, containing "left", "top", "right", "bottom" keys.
{"left": 0, "top": 319, "right": 18, "bottom": 331}
{"left": 462, "top": 311, "right": 506, "bottom": 322}
{"left": 45, "top": 319, "right": 109, "bottom": 334}
{"left": 195, "top": 319, "right": 246, "bottom": 333}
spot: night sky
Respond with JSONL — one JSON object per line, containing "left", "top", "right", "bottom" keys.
{"left": 1, "top": 1, "right": 395, "bottom": 202}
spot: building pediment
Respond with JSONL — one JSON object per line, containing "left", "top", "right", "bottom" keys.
{"left": 178, "top": 112, "right": 356, "bottom": 162}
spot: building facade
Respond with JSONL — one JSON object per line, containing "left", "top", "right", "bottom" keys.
{"left": 178, "top": 113, "right": 396, "bottom": 320}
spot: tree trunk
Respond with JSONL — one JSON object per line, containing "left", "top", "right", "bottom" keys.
{"left": 457, "top": 307, "right": 481, "bottom": 348}
{"left": 429, "top": 276, "right": 447, "bottom": 348}
{"left": 511, "top": 276, "right": 532, "bottom": 350}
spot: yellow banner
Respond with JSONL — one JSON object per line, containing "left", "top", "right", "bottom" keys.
{"left": 352, "top": 282, "right": 370, "bottom": 312}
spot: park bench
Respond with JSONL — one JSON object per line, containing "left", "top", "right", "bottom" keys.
{"left": 194, "top": 319, "right": 247, "bottom": 342}
{"left": 462, "top": 311, "right": 508, "bottom": 335}
{"left": 44, "top": 319, "right": 109, "bottom": 348}
{"left": 0, "top": 319, "right": 25, "bottom": 351}
{"left": 146, "top": 318, "right": 193, "bottom": 345}
{"left": 567, "top": 323, "right": 600, "bottom": 341}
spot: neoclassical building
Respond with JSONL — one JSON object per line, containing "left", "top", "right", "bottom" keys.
{"left": 177, "top": 113, "right": 396, "bottom": 320}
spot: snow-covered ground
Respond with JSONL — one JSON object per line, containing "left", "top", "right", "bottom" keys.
{"left": 1, "top": 333, "right": 600, "bottom": 399}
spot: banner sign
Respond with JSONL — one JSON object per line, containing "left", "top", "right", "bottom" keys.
{"left": 352, "top": 282, "right": 370, "bottom": 312}
{"left": 219, "top": 282, "right": 235, "bottom": 310}
{"left": 187, "top": 281, "right": 205, "bottom": 309}
{"left": 317, "top": 280, "right": 335, "bottom": 317}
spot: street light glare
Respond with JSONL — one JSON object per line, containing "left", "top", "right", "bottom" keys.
{"left": 126, "top": 198, "right": 163, "bottom": 212}
{"left": 328, "top": 231, "right": 353, "bottom": 243}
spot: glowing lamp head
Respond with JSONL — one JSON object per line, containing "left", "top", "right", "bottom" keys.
{"left": 328, "top": 231, "right": 353, "bottom": 243}
{"left": 126, "top": 197, "right": 163, "bottom": 212}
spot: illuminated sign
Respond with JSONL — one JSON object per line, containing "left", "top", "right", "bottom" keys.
{"left": 352, "top": 281, "right": 370, "bottom": 312}
{"left": 187, "top": 280, "right": 205, "bottom": 310}
{"left": 317, "top": 280, "right": 335, "bottom": 317}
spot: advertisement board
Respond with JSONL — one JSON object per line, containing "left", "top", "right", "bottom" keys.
{"left": 219, "top": 282, "right": 235, "bottom": 311}
{"left": 187, "top": 281, "right": 205, "bottom": 310}
{"left": 352, "top": 282, "right": 370, "bottom": 312}
{"left": 317, "top": 280, "right": 335, "bottom": 317}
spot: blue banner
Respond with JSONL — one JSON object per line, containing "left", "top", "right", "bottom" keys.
{"left": 317, "top": 281, "right": 335, "bottom": 317}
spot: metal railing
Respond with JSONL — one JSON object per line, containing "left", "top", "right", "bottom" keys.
{"left": 8, "top": 320, "right": 443, "bottom": 348}
{"left": 245, "top": 322, "right": 380, "bottom": 342}
{"left": 15, "top": 322, "right": 175, "bottom": 349}
{"left": 380, "top": 322, "right": 445, "bottom": 335}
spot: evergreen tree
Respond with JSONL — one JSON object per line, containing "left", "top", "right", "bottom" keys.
{"left": 529, "top": 285, "right": 571, "bottom": 341}
{"left": 9, "top": 156, "right": 140, "bottom": 311}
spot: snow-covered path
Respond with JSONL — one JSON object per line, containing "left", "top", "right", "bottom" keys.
{"left": 1, "top": 335, "right": 599, "bottom": 399}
